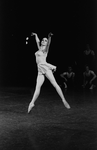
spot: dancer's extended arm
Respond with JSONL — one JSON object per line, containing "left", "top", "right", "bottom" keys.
{"left": 90, "top": 71, "right": 97, "bottom": 84}
{"left": 60, "top": 72, "right": 68, "bottom": 82}
{"left": 31, "top": 32, "right": 40, "bottom": 49}
{"left": 45, "top": 33, "right": 53, "bottom": 53}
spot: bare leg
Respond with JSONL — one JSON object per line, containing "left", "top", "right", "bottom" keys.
{"left": 45, "top": 70, "right": 70, "bottom": 109}
{"left": 28, "top": 74, "right": 45, "bottom": 113}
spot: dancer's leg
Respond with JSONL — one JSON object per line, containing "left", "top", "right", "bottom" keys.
{"left": 45, "top": 70, "right": 70, "bottom": 109}
{"left": 28, "top": 74, "right": 45, "bottom": 113}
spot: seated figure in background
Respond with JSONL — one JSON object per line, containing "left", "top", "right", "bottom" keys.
{"left": 82, "top": 66, "right": 97, "bottom": 90}
{"left": 60, "top": 66, "right": 75, "bottom": 89}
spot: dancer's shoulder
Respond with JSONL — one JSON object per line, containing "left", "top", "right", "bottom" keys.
{"left": 35, "top": 50, "right": 40, "bottom": 55}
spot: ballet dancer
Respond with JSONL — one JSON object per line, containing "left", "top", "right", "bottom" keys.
{"left": 28, "top": 32, "right": 70, "bottom": 113}
{"left": 60, "top": 66, "right": 75, "bottom": 89}
{"left": 83, "top": 44, "right": 95, "bottom": 70}
{"left": 82, "top": 66, "right": 97, "bottom": 89}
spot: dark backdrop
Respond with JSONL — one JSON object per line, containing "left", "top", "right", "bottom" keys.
{"left": 0, "top": 0, "right": 97, "bottom": 88}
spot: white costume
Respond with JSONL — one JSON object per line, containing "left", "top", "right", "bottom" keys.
{"left": 35, "top": 50, "right": 56, "bottom": 75}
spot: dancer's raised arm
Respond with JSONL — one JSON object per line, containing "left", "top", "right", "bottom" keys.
{"left": 31, "top": 32, "right": 40, "bottom": 49}
{"left": 45, "top": 33, "right": 53, "bottom": 53}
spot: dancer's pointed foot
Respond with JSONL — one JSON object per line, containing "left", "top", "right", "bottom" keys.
{"left": 28, "top": 102, "right": 35, "bottom": 113}
{"left": 63, "top": 101, "right": 70, "bottom": 109}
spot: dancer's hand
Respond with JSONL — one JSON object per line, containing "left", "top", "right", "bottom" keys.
{"left": 52, "top": 66, "right": 57, "bottom": 73}
{"left": 31, "top": 32, "right": 37, "bottom": 36}
{"left": 48, "top": 32, "right": 53, "bottom": 37}
{"left": 31, "top": 32, "right": 40, "bottom": 44}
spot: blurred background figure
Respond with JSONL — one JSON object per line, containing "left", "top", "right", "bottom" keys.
{"left": 83, "top": 44, "right": 95, "bottom": 71}
{"left": 60, "top": 66, "right": 75, "bottom": 90}
{"left": 82, "top": 66, "right": 97, "bottom": 90}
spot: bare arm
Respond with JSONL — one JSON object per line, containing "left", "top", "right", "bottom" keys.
{"left": 72, "top": 72, "right": 75, "bottom": 82}
{"left": 45, "top": 33, "right": 53, "bottom": 53}
{"left": 31, "top": 32, "right": 40, "bottom": 49}
{"left": 60, "top": 72, "right": 68, "bottom": 81}
{"left": 90, "top": 71, "right": 97, "bottom": 84}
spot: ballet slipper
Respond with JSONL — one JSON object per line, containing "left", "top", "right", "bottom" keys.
{"left": 28, "top": 102, "right": 35, "bottom": 113}
{"left": 66, "top": 104, "right": 71, "bottom": 109}
{"left": 63, "top": 101, "right": 70, "bottom": 109}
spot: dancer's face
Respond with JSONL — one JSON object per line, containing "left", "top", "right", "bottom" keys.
{"left": 86, "top": 66, "right": 89, "bottom": 72}
{"left": 68, "top": 67, "right": 72, "bottom": 72}
{"left": 41, "top": 38, "right": 48, "bottom": 46}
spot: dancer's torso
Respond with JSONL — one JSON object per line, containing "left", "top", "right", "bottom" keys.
{"left": 66, "top": 72, "right": 74, "bottom": 78}
{"left": 84, "top": 70, "right": 93, "bottom": 80}
{"left": 35, "top": 51, "right": 47, "bottom": 64}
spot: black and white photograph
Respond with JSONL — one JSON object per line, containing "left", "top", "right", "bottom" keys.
{"left": 0, "top": 0, "right": 97, "bottom": 150}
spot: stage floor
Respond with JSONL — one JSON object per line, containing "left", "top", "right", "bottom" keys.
{"left": 0, "top": 87, "right": 97, "bottom": 150}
